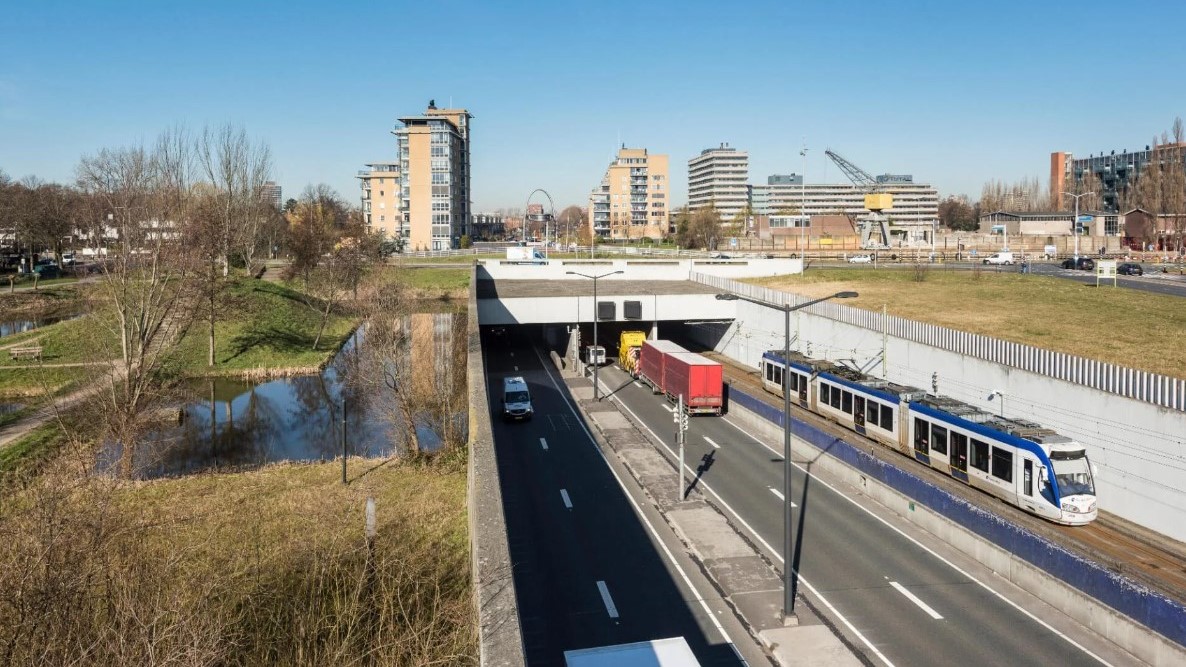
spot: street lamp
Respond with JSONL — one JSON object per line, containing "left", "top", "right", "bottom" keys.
{"left": 567, "top": 270, "right": 623, "bottom": 400}
{"left": 799, "top": 143, "right": 808, "bottom": 257}
{"left": 1062, "top": 191, "right": 1095, "bottom": 262}
{"left": 715, "top": 288, "right": 858, "bottom": 623}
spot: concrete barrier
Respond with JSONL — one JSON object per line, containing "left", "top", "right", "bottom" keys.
{"left": 728, "top": 386, "right": 1186, "bottom": 665}
{"left": 467, "top": 267, "right": 525, "bottom": 666}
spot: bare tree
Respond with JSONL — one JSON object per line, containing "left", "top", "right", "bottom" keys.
{"left": 557, "top": 205, "right": 584, "bottom": 247}
{"left": 196, "top": 124, "right": 273, "bottom": 277}
{"left": 76, "top": 131, "right": 200, "bottom": 476}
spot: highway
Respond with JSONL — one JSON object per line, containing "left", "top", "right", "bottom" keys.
{"left": 588, "top": 361, "right": 1142, "bottom": 667}
{"left": 482, "top": 330, "right": 763, "bottom": 666}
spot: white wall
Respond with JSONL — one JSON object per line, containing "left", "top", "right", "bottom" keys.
{"left": 701, "top": 301, "right": 1186, "bottom": 543}
{"left": 479, "top": 257, "right": 803, "bottom": 282}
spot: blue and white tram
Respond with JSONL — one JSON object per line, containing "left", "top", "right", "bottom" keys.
{"left": 759, "top": 350, "right": 1098, "bottom": 525}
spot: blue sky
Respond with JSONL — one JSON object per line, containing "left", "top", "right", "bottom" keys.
{"left": 3, "top": 0, "right": 1185, "bottom": 211}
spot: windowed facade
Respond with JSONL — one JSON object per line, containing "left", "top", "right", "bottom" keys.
{"left": 394, "top": 104, "right": 471, "bottom": 251}
{"left": 589, "top": 147, "right": 669, "bottom": 240}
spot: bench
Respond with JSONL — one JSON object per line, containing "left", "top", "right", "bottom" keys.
{"left": 8, "top": 346, "right": 42, "bottom": 361}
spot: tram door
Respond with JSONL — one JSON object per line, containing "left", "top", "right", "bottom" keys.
{"left": 950, "top": 432, "right": 969, "bottom": 482}
{"left": 1023, "top": 460, "right": 1033, "bottom": 497}
{"left": 853, "top": 396, "right": 866, "bottom": 433}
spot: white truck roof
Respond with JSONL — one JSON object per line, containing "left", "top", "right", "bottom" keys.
{"left": 564, "top": 637, "right": 700, "bottom": 666}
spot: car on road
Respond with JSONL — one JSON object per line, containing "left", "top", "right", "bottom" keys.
{"left": 847, "top": 254, "right": 873, "bottom": 264}
{"left": 1117, "top": 262, "right": 1144, "bottom": 276}
{"left": 501, "top": 376, "right": 533, "bottom": 422}
{"left": 1061, "top": 257, "right": 1096, "bottom": 271}
{"left": 982, "top": 251, "right": 1015, "bottom": 265}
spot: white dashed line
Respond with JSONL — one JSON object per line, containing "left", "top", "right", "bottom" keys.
{"left": 596, "top": 580, "right": 619, "bottom": 619}
{"left": 540, "top": 438, "right": 549, "bottom": 451}
{"left": 560, "top": 489, "right": 573, "bottom": 509}
{"left": 890, "top": 581, "right": 943, "bottom": 620}
{"left": 704, "top": 436, "right": 721, "bottom": 449}
{"left": 768, "top": 487, "right": 797, "bottom": 507}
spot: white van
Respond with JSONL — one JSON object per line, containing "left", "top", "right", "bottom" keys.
{"left": 983, "top": 251, "right": 1015, "bottom": 265}
{"left": 501, "top": 376, "right": 533, "bottom": 422}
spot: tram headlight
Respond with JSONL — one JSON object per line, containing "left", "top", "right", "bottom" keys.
{"left": 1061, "top": 501, "right": 1081, "bottom": 513}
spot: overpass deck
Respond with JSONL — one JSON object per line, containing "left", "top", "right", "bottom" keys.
{"left": 476, "top": 279, "right": 721, "bottom": 300}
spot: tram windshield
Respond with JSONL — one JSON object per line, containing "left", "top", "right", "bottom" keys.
{"left": 1050, "top": 450, "right": 1095, "bottom": 496}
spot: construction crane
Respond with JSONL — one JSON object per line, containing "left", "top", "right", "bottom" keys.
{"left": 824, "top": 149, "right": 892, "bottom": 249}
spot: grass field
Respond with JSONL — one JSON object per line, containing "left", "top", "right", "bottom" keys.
{"left": 377, "top": 265, "right": 471, "bottom": 295}
{"left": 168, "top": 279, "right": 359, "bottom": 376}
{"left": 750, "top": 268, "right": 1186, "bottom": 378}
{"left": 0, "top": 459, "right": 474, "bottom": 664}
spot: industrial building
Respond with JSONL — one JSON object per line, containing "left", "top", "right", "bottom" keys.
{"left": 1051, "top": 143, "right": 1186, "bottom": 213}
{"left": 749, "top": 174, "right": 939, "bottom": 242}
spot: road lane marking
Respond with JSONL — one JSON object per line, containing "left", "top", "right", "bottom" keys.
{"left": 767, "top": 487, "right": 797, "bottom": 507}
{"left": 890, "top": 581, "right": 943, "bottom": 620}
{"left": 514, "top": 365, "right": 518, "bottom": 371}
{"left": 717, "top": 416, "right": 1113, "bottom": 666}
{"left": 596, "top": 580, "right": 619, "bottom": 619}
{"left": 661, "top": 404, "right": 673, "bottom": 412}
{"left": 560, "top": 489, "right": 572, "bottom": 509}
{"left": 534, "top": 349, "right": 745, "bottom": 662}
{"left": 539, "top": 438, "right": 549, "bottom": 451}
{"left": 704, "top": 436, "right": 720, "bottom": 449}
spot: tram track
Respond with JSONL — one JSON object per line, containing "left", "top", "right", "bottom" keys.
{"left": 700, "top": 349, "right": 1186, "bottom": 607}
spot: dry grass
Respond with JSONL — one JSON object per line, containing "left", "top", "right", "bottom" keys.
{"left": 750, "top": 268, "right": 1186, "bottom": 378}
{"left": 0, "top": 460, "right": 475, "bottom": 666}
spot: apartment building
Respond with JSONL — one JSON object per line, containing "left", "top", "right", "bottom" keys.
{"left": 750, "top": 174, "right": 939, "bottom": 241}
{"left": 393, "top": 101, "right": 472, "bottom": 251}
{"left": 260, "top": 181, "right": 282, "bottom": 210}
{"left": 688, "top": 143, "right": 749, "bottom": 222}
{"left": 588, "top": 147, "right": 669, "bottom": 241}
{"left": 357, "top": 162, "right": 401, "bottom": 240}
{"left": 1051, "top": 143, "right": 1186, "bottom": 213}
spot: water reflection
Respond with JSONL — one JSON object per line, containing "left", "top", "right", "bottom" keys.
{"left": 99, "top": 309, "right": 465, "bottom": 479}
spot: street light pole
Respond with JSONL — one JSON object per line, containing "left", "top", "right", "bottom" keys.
{"left": 566, "top": 270, "right": 623, "bottom": 400}
{"left": 799, "top": 142, "right": 808, "bottom": 257}
{"left": 715, "top": 289, "right": 858, "bottom": 622}
{"left": 1062, "top": 191, "right": 1095, "bottom": 262}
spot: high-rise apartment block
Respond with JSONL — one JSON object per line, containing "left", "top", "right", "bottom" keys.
{"left": 589, "top": 147, "right": 669, "bottom": 241}
{"left": 358, "top": 162, "right": 401, "bottom": 240}
{"left": 688, "top": 143, "right": 749, "bottom": 222}
{"left": 393, "top": 101, "right": 472, "bottom": 251}
{"left": 260, "top": 181, "right": 282, "bottom": 210}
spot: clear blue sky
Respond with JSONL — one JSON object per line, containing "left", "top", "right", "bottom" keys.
{"left": 3, "top": 0, "right": 1185, "bottom": 211}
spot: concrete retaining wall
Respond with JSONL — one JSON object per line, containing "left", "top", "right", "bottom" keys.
{"left": 693, "top": 275, "right": 1186, "bottom": 544}
{"left": 467, "top": 267, "right": 525, "bottom": 666}
{"left": 478, "top": 257, "right": 804, "bottom": 281}
{"left": 727, "top": 387, "right": 1186, "bottom": 664}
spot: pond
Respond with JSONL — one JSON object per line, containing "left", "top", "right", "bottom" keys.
{"left": 98, "top": 307, "right": 468, "bottom": 479}
{"left": 0, "top": 313, "right": 81, "bottom": 338}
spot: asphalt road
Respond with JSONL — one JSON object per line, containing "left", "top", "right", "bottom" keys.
{"left": 482, "top": 330, "right": 757, "bottom": 666}
{"left": 591, "top": 362, "right": 1138, "bottom": 667}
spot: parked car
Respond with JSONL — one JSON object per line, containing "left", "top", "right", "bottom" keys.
{"left": 1117, "top": 262, "right": 1144, "bottom": 276}
{"left": 1060, "top": 257, "right": 1096, "bottom": 271}
{"left": 847, "top": 254, "right": 873, "bottom": 264}
{"left": 32, "top": 264, "right": 60, "bottom": 279}
{"left": 61, "top": 252, "right": 76, "bottom": 266}
{"left": 982, "top": 251, "right": 1015, "bottom": 265}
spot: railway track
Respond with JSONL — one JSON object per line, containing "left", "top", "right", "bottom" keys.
{"left": 700, "top": 350, "right": 1186, "bottom": 606}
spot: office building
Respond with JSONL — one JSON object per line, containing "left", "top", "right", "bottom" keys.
{"left": 588, "top": 147, "right": 669, "bottom": 241}
{"left": 1051, "top": 143, "right": 1186, "bottom": 213}
{"left": 393, "top": 101, "right": 472, "bottom": 251}
{"left": 688, "top": 144, "right": 749, "bottom": 222}
{"left": 750, "top": 174, "right": 939, "bottom": 241}
{"left": 357, "top": 162, "right": 401, "bottom": 240}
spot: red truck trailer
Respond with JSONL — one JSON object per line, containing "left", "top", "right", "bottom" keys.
{"left": 638, "top": 340, "right": 688, "bottom": 393}
{"left": 663, "top": 352, "right": 724, "bottom": 415}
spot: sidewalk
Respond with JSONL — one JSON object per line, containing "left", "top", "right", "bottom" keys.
{"left": 557, "top": 357, "right": 860, "bottom": 667}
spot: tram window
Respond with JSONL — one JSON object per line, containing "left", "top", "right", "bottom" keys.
{"left": 991, "top": 447, "right": 1013, "bottom": 482}
{"left": 830, "top": 386, "right": 841, "bottom": 409}
{"left": 788, "top": 372, "right": 799, "bottom": 392}
{"left": 866, "top": 401, "right": 878, "bottom": 425}
{"left": 879, "top": 405, "right": 894, "bottom": 431}
{"left": 842, "top": 391, "right": 853, "bottom": 414}
{"left": 818, "top": 384, "right": 828, "bottom": 405}
{"left": 950, "top": 432, "right": 968, "bottom": 469}
{"left": 971, "top": 439, "right": 990, "bottom": 472}
{"left": 766, "top": 363, "right": 774, "bottom": 383}
{"left": 931, "top": 426, "right": 948, "bottom": 455}
{"left": 913, "top": 418, "right": 929, "bottom": 452}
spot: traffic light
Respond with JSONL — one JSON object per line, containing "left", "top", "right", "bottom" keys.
{"left": 680, "top": 411, "right": 689, "bottom": 432}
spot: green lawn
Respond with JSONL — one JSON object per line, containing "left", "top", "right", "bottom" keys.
{"left": 377, "top": 266, "right": 470, "bottom": 294}
{"left": 168, "top": 279, "right": 360, "bottom": 376}
{"left": 750, "top": 268, "right": 1186, "bottom": 378}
